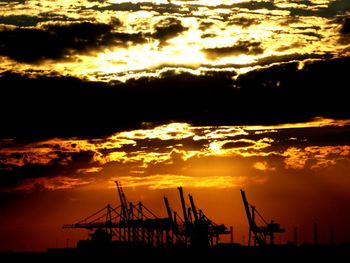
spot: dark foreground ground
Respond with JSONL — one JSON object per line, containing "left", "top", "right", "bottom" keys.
{"left": 1, "top": 243, "right": 349, "bottom": 263}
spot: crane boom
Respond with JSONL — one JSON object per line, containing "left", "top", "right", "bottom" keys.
{"left": 115, "top": 181, "right": 129, "bottom": 221}
{"left": 163, "top": 197, "right": 174, "bottom": 225}
{"left": 178, "top": 187, "right": 188, "bottom": 225}
{"left": 189, "top": 194, "right": 199, "bottom": 222}
{"left": 240, "top": 189, "right": 285, "bottom": 246}
{"left": 240, "top": 189, "right": 254, "bottom": 230}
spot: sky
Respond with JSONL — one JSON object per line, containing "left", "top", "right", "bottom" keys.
{"left": 1, "top": 0, "right": 350, "bottom": 252}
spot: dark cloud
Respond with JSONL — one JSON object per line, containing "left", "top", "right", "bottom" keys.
{"left": 0, "top": 15, "right": 48, "bottom": 27}
{"left": 298, "top": 31, "right": 323, "bottom": 39}
{"left": 201, "top": 33, "right": 217, "bottom": 38}
{"left": 203, "top": 40, "right": 264, "bottom": 59}
{"left": 230, "top": 1, "right": 277, "bottom": 11}
{"left": 0, "top": 151, "right": 97, "bottom": 191}
{"left": 222, "top": 141, "right": 255, "bottom": 149}
{"left": 0, "top": 0, "right": 25, "bottom": 3}
{"left": 224, "top": 0, "right": 350, "bottom": 18}
{"left": 280, "top": 16, "right": 301, "bottom": 26}
{"left": 340, "top": 17, "right": 350, "bottom": 34}
{"left": 338, "top": 17, "right": 350, "bottom": 44}
{"left": 152, "top": 18, "right": 187, "bottom": 43}
{"left": 227, "top": 17, "right": 260, "bottom": 28}
{"left": 0, "top": 14, "right": 78, "bottom": 27}
{"left": 282, "top": 0, "right": 350, "bottom": 17}
{"left": 87, "top": 0, "right": 350, "bottom": 19}
{"left": 323, "top": 0, "right": 350, "bottom": 17}
{"left": 89, "top": 2, "right": 189, "bottom": 16}
{"left": 199, "top": 21, "right": 214, "bottom": 31}
{"left": 0, "top": 57, "right": 350, "bottom": 142}
{"left": 0, "top": 21, "right": 146, "bottom": 63}
{"left": 255, "top": 53, "right": 331, "bottom": 66}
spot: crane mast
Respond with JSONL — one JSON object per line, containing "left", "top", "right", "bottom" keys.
{"left": 240, "top": 189, "right": 285, "bottom": 246}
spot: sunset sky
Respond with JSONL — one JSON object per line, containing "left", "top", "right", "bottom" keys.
{"left": 1, "top": 0, "right": 350, "bottom": 252}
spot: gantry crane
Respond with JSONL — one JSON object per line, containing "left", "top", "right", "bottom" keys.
{"left": 163, "top": 187, "right": 230, "bottom": 248}
{"left": 240, "top": 189, "right": 285, "bottom": 246}
{"left": 63, "top": 181, "right": 171, "bottom": 248}
{"left": 63, "top": 182, "right": 229, "bottom": 249}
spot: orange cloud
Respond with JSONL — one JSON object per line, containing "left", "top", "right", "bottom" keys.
{"left": 253, "top": 161, "right": 275, "bottom": 171}
{"left": 114, "top": 174, "right": 246, "bottom": 189}
{"left": 245, "top": 117, "right": 350, "bottom": 131}
{"left": 284, "top": 145, "right": 350, "bottom": 169}
{"left": 77, "top": 167, "right": 103, "bottom": 174}
{"left": 13, "top": 176, "right": 93, "bottom": 192}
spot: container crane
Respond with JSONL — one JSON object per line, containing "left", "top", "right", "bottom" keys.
{"left": 240, "top": 189, "right": 285, "bottom": 246}
{"left": 163, "top": 187, "right": 230, "bottom": 248}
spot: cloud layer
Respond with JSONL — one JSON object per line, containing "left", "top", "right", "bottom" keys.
{"left": 1, "top": 57, "right": 350, "bottom": 141}
{"left": 1, "top": 119, "right": 350, "bottom": 192}
{"left": 0, "top": 0, "right": 349, "bottom": 80}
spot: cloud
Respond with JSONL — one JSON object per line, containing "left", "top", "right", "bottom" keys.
{"left": 0, "top": 21, "right": 146, "bottom": 63}
{"left": 253, "top": 161, "right": 275, "bottom": 171}
{"left": 77, "top": 167, "right": 103, "bottom": 174}
{"left": 201, "top": 33, "right": 217, "bottom": 38}
{"left": 221, "top": 0, "right": 350, "bottom": 18}
{"left": 0, "top": 150, "right": 98, "bottom": 191}
{"left": 89, "top": 2, "right": 187, "bottom": 16}
{"left": 231, "top": 1, "right": 277, "bottom": 11}
{"left": 1, "top": 119, "right": 350, "bottom": 192}
{"left": 227, "top": 17, "right": 261, "bottom": 28}
{"left": 117, "top": 174, "right": 245, "bottom": 189}
{"left": 323, "top": 0, "right": 350, "bottom": 17}
{"left": 0, "top": 14, "right": 78, "bottom": 27}
{"left": 0, "top": 15, "right": 49, "bottom": 27}
{"left": 255, "top": 53, "right": 331, "bottom": 65}
{"left": 222, "top": 141, "right": 255, "bottom": 149}
{"left": 0, "top": 0, "right": 25, "bottom": 3}
{"left": 1, "top": 57, "right": 350, "bottom": 142}
{"left": 298, "top": 31, "right": 323, "bottom": 39}
{"left": 203, "top": 40, "right": 264, "bottom": 59}
{"left": 340, "top": 17, "right": 350, "bottom": 34}
{"left": 152, "top": 18, "right": 187, "bottom": 43}
{"left": 199, "top": 21, "right": 214, "bottom": 31}
{"left": 12, "top": 176, "right": 93, "bottom": 192}
{"left": 283, "top": 146, "right": 350, "bottom": 169}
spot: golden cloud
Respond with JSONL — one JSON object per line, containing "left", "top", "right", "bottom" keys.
{"left": 284, "top": 145, "right": 350, "bottom": 169}
{"left": 253, "top": 161, "right": 275, "bottom": 171}
{"left": 114, "top": 174, "right": 246, "bottom": 189}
